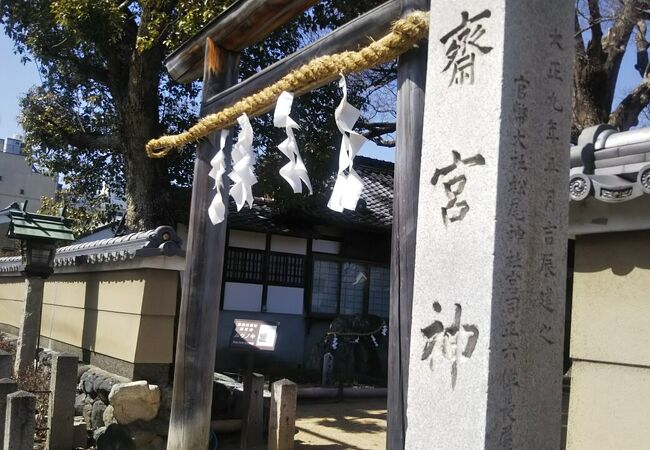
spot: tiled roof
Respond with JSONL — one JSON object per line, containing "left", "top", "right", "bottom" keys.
{"left": 228, "top": 156, "right": 394, "bottom": 234}
{"left": 0, "top": 226, "right": 184, "bottom": 274}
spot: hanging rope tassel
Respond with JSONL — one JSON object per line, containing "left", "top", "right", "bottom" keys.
{"left": 145, "top": 11, "right": 430, "bottom": 158}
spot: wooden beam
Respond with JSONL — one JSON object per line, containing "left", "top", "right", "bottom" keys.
{"left": 166, "top": 0, "right": 317, "bottom": 83}
{"left": 166, "top": 39, "right": 239, "bottom": 449}
{"left": 387, "top": 0, "right": 429, "bottom": 448}
{"left": 202, "top": 0, "right": 401, "bottom": 115}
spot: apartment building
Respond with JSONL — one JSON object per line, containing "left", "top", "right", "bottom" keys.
{"left": 0, "top": 136, "right": 58, "bottom": 213}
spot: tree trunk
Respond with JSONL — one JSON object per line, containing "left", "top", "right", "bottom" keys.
{"left": 117, "top": 41, "right": 176, "bottom": 231}
{"left": 572, "top": 55, "right": 611, "bottom": 140}
{"left": 123, "top": 145, "right": 175, "bottom": 231}
{"left": 572, "top": 1, "right": 642, "bottom": 140}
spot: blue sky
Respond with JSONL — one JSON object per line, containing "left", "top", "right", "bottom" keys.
{"left": 0, "top": 29, "right": 645, "bottom": 159}
{"left": 0, "top": 34, "right": 41, "bottom": 140}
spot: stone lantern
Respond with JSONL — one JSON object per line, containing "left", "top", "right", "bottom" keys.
{"left": 0, "top": 202, "right": 74, "bottom": 374}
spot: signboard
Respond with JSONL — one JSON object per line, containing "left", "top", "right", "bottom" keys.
{"left": 230, "top": 319, "right": 278, "bottom": 351}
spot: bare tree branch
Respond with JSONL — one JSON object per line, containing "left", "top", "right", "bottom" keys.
{"left": 367, "top": 137, "right": 395, "bottom": 147}
{"left": 609, "top": 78, "right": 650, "bottom": 129}
{"left": 603, "top": 0, "right": 641, "bottom": 71}
{"left": 587, "top": 0, "right": 604, "bottom": 56}
{"left": 357, "top": 121, "right": 396, "bottom": 138}
{"left": 574, "top": 16, "right": 615, "bottom": 37}
{"left": 357, "top": 121, "right": 396, "bottom": 148}
{"left": 575, "top": 12, "right": 587, "bottom": 57}
{"left": 118, "top": 0, "right": 135, "bottom": 11}
{"left": 635, "top": 19, "right": 649, "bottom": 76}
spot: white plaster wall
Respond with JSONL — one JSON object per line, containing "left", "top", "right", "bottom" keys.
{"left": 223, "top": 282, "right": 262, "bottom": 312}
{"left": 266, "top": 286, "right": 304, "bottom": 315}
{"left": 228, "top": 230, "right": 266, "bottom": 250}
{"left": 567, "top": 360, "right": 650, "bottom": 450}
{"left": 271, "top": 235, "right": 306, "bottom": 254}
{"left": 312, "top": 239, "right": 340, "bottom": 254}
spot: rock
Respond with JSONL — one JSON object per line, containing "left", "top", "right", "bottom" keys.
{"left": 93, "top": 374, "right": 107, "bottom": 397}
{"left": 97, "top": 377, "right": 118, "bottom": 404}
{"left": 81, "top": 370, "right": 97, "bottom": 396}
{"left": 77, "top": 364, "right": 91, "bottom": 379}
{"left": 131, "top": 429, "right": 157, "bottom": 448}
{"left": 127, "top": 418, "right": 169, "bottom": 438}
{"left": 96, "top": 423, "right": 134, "bottom": 450}
{"left": 92, "top": 400, "right": 107, "bottom": 429}
{"left": 37, "top": 349, "right": 54, "bottom": 367}
{"left": 145, "top": 436, "right": 166, "bottom": 450}
{"left": 75, "top": 393, "right": 91, "bottom": 416}
{"left": 103, "top": 405, "right": 117, "bottom": 425}
{"left": 82, "top": 401, "right": 94, "bottom": 430}
{"left": 93, "top": 426, "right": 107, "bottom": 442}
{"left": 80, "top": 367, "right": 129, "bottom": 399}
{"left": 109, "top": 381, "right": 161, "bottom": 425}
{"left": 158, "top": 384, "right": 173, "bottom": 414}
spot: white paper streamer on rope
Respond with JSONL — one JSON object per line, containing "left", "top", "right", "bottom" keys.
{"left": 208, "top": 130, "right": 229, "bottom": 225}
{"left": 273, "top": 91, "right": 313, "bottom": 194}
{"left": 328, "top": 75, "right": 368, "bottom": 212}
{"left": 229, "top": 113, "right": 257, "bottom": 211}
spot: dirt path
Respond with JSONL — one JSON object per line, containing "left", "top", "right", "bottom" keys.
{"left": 294, "top": 398, "right": 387, "bottom": 450}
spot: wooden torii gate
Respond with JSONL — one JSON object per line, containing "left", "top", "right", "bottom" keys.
{"left": 163, "top": 0, "right": 428, "bottom": 448}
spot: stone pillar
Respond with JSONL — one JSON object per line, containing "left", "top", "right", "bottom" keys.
{"left": 14, "top": 276, "right": 45, "bottom": 376}
{"left": 46, "top": 354, "right": 78, "bottom": 450}
{"left": 240, "top": 373, "right": 264, "bottom": 449}
{"left": 321, "top": 353, "right": 333, "bottom": 386}
{"left": 268, "top": 379, "right": 297, "bottom": 450}
{"left": 0, "top": 379, "right": 18, "bottom": 449}
{"left": 3, "top": 391, "right": 36, "bottom": 450}
{"left": 405, "top": 1, "right": 574, "bottom": 449}
{"left": 0, "top": 351, "right": 11, "bottom": 379}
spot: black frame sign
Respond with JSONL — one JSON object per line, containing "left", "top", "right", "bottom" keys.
{"left": 230, "top": 319, "right": 278, "bottom": 351}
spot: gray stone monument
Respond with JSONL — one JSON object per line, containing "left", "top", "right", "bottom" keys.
{"left": 14, "top": 277, "right": 45, "bottom": 375}
{"left": 3, "top": 390, "right": 36, "bottom": 450}
{"left": 0, "top": 351, "right": 11, "bottom": 379}
{"left": 47, "top": 354, "right": 78, "bottom": 450}
{"left": 405, "top": 1, "right": 573, "bottom": 449}
{"left": 322, "top": 353, "right": 334, "bottom": 386}
{"left": 0, "top": 379, "right": 17, "bottom": 449}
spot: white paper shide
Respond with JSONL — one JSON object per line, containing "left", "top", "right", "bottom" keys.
{"left": 328, "top": 75, "right": 367, "bottom": 212}
{"left": 273, "top": 91, "right": 313, "bottom": 194}
{"left": 229, "top": 113, "right": 258, "bottom": 211}
{"left": 208, "top": 130, "right": 229, "bottom": 225}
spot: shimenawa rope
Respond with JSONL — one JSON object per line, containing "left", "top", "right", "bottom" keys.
{"left": 145, "top": 11, "right": 430, "bottom": 158}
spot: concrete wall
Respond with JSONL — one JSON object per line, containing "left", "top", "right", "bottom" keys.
{"left": 0, "top": 267, "right": 178, "bottom": 382}
{"left": 567, "top": 231, "right": 650, "bottom": 449}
